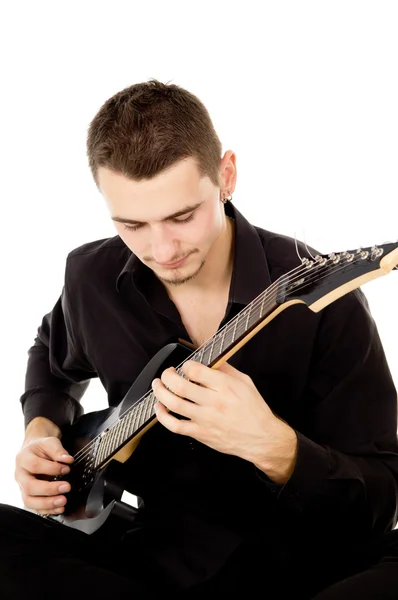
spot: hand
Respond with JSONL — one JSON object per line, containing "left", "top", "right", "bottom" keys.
{"left": 152, "top": 360, "right": 297, "bottom": 481}
{"left": 15, "top": 436, "right": 74, "bottom": 515}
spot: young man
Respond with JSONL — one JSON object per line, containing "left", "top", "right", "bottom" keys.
{"left": 1, "top": 79, "right": 398, "bottom": 598}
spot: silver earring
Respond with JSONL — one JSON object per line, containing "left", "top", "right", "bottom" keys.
{"left": 221, "top": 191, "right": 233, "bottom": 204}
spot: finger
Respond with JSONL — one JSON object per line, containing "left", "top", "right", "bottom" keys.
{"left": 159, "top": 367, "right": 212, "bottom": 406}
{"left": 179, "top": 360, "right": 226, "bottom": 392}
{"left": 215, "top": 361, "right": 252, "bottom": 383}
{"left": 152, "top": 378, "right": 198, "bottom": 419}
{"left": 20, "top": 453, "right": 72, "bottom": 478}
{"left": 36, "top": 437, "right": 74, "bottom": 464}
{"left": 154, "top": 401, "right": 195, "bottom": 436}
{"left": 22, "top": 491, "right": 68, "bottom": 514}
{"left": 18, "top": 469, "right": 71, "bottom": 498}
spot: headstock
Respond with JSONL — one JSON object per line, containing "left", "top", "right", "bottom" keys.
{"left": 282, "top": 241, "right": 398, "bottom": 312}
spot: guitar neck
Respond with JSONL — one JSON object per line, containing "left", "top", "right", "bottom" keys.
{"left": 89, "top": 240, "right": 398, "bottom": 470}
{"left": 94, "top": 287, "right": 282, "bottom": 467}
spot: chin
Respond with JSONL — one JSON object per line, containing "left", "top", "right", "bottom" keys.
{"left": 159, "top": 259, "right": 205, "bottom": 286}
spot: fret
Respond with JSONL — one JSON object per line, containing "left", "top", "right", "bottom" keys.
{"left": 101, "top": 429, "right": 111, "bottom": 461}
{"left": 108, "top": 424, "right": 118, "bottom": 455}
{"left": 201, "top": 343, "right": 213, "bottom": 366}
{"left": 113, "top": 420, "right": 123, "bottom": 450}
{"left": 150, "top": 391, "right": 157, "bottom": 415}
{"left": 232, "top": 312, "right": 240, "bottom": 342}
{"left": 208, "top": 339, "right": 215, "bottom": 364}
{"left": 223, "top": 321, "right": 235, "bottom": 350}
{"left": 211, "top": 332, "right": 223, "bottom": 358}
{"left": 218, "top": 327, "right": 227, "bottom": 354}
{"left": 143, "top": 393, "right": 154, "bottom": 420}
{"left": 114, "top": 423, "right": 122, "bottom": 450}
{"left": 259, "top": 294, "right": 265, "bottom": 319}
{"left": 248, "top": 302, "right": 260, "bottom": 329}
{"left": 114, "top": 417, "right": 122, "bottom": 450}
{"left": 137, "top": 398, "right": 147, "bottom": 427}
{"left": 140, "top": 395, "right": 151, "bottom": 423}
{"left": 115, "top": 421, "right": 123, "bottom": 450}
{"left": 121, "top": 412, "right": 129, "bottom": 442}
{"left": 98, "top": 433, "right": 109, "bottom": 465}
{"left": 130, "top": 403, "right": 141, "bottom": 433}
{"left": 126, "top": 410, "right": 135, "bottom": 439}
{"left": 136, "top": 399, "right": 145, "bottom": 429}
{"left": 96, "top": 438, "right": 104, "bottom": 465}
{"left": 105, "top": 428, "right": 113, "bottom": 456}
{"left": 270, "top": 286, "right": 279, "bottom": 305}
{"left": 245, "top": 305, "right": 251, "bottom": 330}
{"left": 149, "top": 390, "right": 156, "bottom": 411}
{"left": 195, "top": 347, "right": 205, "bottom": 364}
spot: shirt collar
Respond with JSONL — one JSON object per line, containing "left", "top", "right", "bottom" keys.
{"left": 116, "top": 201, "right": 272, "bottom": 305}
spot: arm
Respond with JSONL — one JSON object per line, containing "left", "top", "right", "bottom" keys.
{"left": 15, "top": 256, "right": 96, "bottom": 514}
{"left": 254, "top": 288, "right": 398, "bottom": 537}
{"left": 24, "top": 416, "right": 62, "bottom": 440}
{"left": 20, "top": 256, "right": 97, "bottom": 431}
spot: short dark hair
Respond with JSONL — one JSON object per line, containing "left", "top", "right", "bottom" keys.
{"left": 86, "top": 79, "right": 223, "bottom": 189}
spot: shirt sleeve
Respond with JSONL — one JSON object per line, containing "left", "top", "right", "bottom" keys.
{"left": 20, "top": 255, "right": 97, "bottom": 431}
{"left": 255, "top": 287, "right": 398, "bottom": 537}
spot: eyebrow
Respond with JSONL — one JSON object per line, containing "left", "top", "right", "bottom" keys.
{"left": 111, "top": 201, "right": 203, "bottom": 225}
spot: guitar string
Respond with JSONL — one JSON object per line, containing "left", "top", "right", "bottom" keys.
{"left": 69, "top": 250, "right": 377, "bottom": 469}
{"left": 69, "top": 251, "right": 374, "bottom": 469}
{"left": 69, "top": 258, "right": 314, "bottom": 466}
{"left": 70, "top": 249, "right": 378, "bottom": 471}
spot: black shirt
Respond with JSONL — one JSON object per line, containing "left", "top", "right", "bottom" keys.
{"left": 20, "top": 201, "right": 398, "bottom": 587}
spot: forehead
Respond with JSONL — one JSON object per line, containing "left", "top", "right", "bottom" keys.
{"left": 98, "top": 158, "right": 213, "bottom": 222}
{"left": 99, "top": 158, "right": 202, "bottom": 199}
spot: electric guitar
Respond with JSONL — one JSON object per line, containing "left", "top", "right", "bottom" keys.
{"left": 46, "top": 241, "right": 398, "bottom": 534}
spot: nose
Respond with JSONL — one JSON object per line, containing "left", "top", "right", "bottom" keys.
{"left": 150, "top": 227, "right": 179, "bottom": 264}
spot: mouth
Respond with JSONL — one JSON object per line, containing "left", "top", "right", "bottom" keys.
{"left": 158, "top": 255, "right": 189, "bottom": 269}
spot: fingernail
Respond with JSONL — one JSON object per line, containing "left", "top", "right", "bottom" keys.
{"left": 58, "top": 484, "right": 70, "bottom": 493}
{"left": 61, "top": 466, "right": 70, "bottom": 475}
{"left": 54, "top": 498, "right": 66, "bottom": 507}
{"left": 60, "top": 454, "right": 72, "bottom": 459}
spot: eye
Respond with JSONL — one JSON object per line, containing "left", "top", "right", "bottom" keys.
{"left": 173, "top": 213, "right": 195, "bottom": 224}
{"left": 122, "top": 212, "right": 195, "bottom": 232}
{"left": 122, "top": 223, "right": 142, "bottom": 232}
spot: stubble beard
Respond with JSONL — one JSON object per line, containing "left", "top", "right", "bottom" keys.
{"left": 158, "top": 258, "right": 206, "bottom": 286}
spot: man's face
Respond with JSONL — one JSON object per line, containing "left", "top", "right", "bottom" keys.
{"left": 98, "top": 157, "right": 225, "bottom": 286}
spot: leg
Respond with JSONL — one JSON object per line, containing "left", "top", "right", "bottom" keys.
{"left": 0, "top": 503, "right": 160, "bottom": 599}
{"left": 311, "top": 529, "right": 398, "bottom": 600}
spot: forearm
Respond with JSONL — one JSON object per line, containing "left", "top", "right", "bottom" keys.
{"left": 255, "top": 430, "right": 398, "bottom": 536}
{"left": 251, "top": 419, "right": 298, "bottom": 484}
{"left": 24, "top": 416, "right": 62, "bottom": 442}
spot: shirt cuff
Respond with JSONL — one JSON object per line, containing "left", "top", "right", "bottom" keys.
{"left": 22, "top": 390, "right": 84, "bottom": 431}
{"left": 254, "top": 430, "right": 331, "bottom": 510}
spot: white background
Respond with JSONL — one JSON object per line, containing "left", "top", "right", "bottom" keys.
{"left": 0, "top": 1, "right": 397, "bottom": 509}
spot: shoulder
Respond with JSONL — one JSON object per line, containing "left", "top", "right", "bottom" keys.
{"left": 67, "top": 235, "right": 127, "bottom": 259}
{"left": 253, "top": 225, "right": 320, "bottom": 282}
{"left": 64, "top": 235, "right": 130, "bottom": 289}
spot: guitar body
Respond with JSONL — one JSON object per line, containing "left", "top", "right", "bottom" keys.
{"left": 51, "top": 341, "right": 192, "bottom": 534}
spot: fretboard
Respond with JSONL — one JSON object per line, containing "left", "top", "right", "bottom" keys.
{"left": 94, "top": 280, "right": 283, "bottom": 467}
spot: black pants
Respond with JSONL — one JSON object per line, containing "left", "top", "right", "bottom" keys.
{"left": 1, "top": 503, "right": 398, "bottom": 599}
